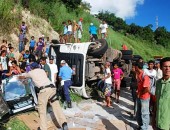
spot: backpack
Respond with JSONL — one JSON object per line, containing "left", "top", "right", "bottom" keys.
{"left": 142, "top": 74, "right": 156, "bottom": 95}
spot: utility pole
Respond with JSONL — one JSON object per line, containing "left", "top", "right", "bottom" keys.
{"left": 156, "top": 16, "right": 159, "bottom": 29}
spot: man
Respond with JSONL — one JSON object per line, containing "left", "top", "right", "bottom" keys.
{"left": 59, "top": 60, "right": 72, "bottom": 108}
{"left": 153, "top": 57, "right": 170, "bottom": 130}
{"left": 19, "top": 62, "right": 68, "bottom": 130}
{"left": 35, "top": 37, "right": 45, "bottom": 59}
{"left": 47, "top": 56, "right": 58, "bottom": 85}
{"left": 40, "top": 57, "right": 51, "bottom": 81}
{"left": 0, "top": 50, "right": 8, "bottom": 80}
{"left": 18, "top": 30, "right": 25, "bottom": 52}
{"left": 99, "top": 20, "right": 108, "bottom": 39}
{"left": 135, "top": 62, "right": 150, "bottom": 130}
{"left": 155, "top": 62, "right": 163, "bottom": 80}
{"left": 89, "top": 23, "right": 98, "bottom": 41}
{"left": 78, "top": 18, "right": 83, "bottom": 43}
{"left": 144, "top": 60, "right": 157, "bottom": 78}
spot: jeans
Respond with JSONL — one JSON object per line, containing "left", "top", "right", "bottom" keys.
{"left": 63, "top": 80, "right": 72, "bottom": 102}
{"left": 19, "top": 41, "right": 25, "bottom": 52}
{"left": 136, "top": 98, "right": 150, "bottom": 130}
{"left": 131, "top": 88, "right": 137, "bottom": 114}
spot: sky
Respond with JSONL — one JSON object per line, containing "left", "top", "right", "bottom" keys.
{"left": 83, "top": 0, "right": 170, "bottom": 31}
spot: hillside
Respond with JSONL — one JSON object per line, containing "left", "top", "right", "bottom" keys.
{"left": 0, "top": 0, "right": 169, "bottom": 61}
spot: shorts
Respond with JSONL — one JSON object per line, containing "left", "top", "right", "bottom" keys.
{"left": 67, "top": 31, "right": 72, "bottom": 35}
{"left": 74, "top": 31, "right": 77, "bottom": 38}
{"left": 113, "top": 79, "right": 121, "bottom": 90}
{"left": 104, "top": 83, "right": 112, "bottom": 97}
{"left": 78, "top": 30, "right": 82, "bottom": 39}
{"left": 101, "top": 33, "right": 107, "bottom": 39}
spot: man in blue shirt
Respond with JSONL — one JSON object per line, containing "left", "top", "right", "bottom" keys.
{"left": 89, "top": 23, "right": 98, "bottom": 41}
{"left": 59, "top": 60, "right": 72, "bottom": 108}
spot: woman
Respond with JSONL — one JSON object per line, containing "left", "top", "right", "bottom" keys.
{"left": 6, "top": 60, "right": 21, "bottom": 76}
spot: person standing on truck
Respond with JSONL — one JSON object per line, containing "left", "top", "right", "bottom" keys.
{"left": 62, "top": 22, "right": 68, "bottom": 43}
{"left": 99, "top": 20, "right": 108, "bottom": 39}
{"left": 18, "top": 62, "right": 68, "bottom": 130}
{"left": 152, "top": 57, "right": 170, "bottom": 130}
{"left": 72, "top": 20, "right": 79, "bottom": 43}
{"left": 103, "top": 62, "right": 112, "bottom": 107}
{"left": 67, "top": 20, "right": 73, "bottom": 43}
{"left": 89, "top": 23, "right": 98, "bottom": 41}
{"left": 112, "top": 63, "right": 123, "bottom": 103}
{"left": 78, "top": 18, "right": 83, "bottom": 43}
{"left": 135, "top": 62, "right": 150, "bottom": 130}
{"left": 59, "top": 60, "right": 73, "bottom": 108}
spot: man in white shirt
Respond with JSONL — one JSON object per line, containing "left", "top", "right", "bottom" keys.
{"left": 47, "top": 56, "right": 58, "bottom": 85}
{"left": 144, "top": 60, "right": 156, "bottom": 78}
{"left": 99, "top": 20, "right": 108, "bottom": 39}
{"left": 0, "top": 50, "right": 8, "bottom": 79}
{"left": 155, "top": 62, "right": 163, "bottom": 80}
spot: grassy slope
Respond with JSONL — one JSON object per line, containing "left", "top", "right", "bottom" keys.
{"left": 107, "top": 30, "right": 170, "bottom": 61}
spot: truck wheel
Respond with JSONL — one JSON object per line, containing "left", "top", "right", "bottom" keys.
{"left": 88, "top": 39, "right": 108, "bottom": 58}
{"left": 121, "top": 50, "right": 133, "bottom": 55}
{"left": 122, "top": 55, "right": 133, "bottom": 60}
{"left": 51, "top": 39, "right": 60, "bottom": 44}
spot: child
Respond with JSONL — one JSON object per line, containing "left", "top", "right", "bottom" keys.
{"left": 103, "top": 62, "right": 112, "bottom": 107}
{"left": 112, "top": 63, "right": 124, "bottom": 103}
{"left": 8, "top": 47, "right": 15, "bottom": 59}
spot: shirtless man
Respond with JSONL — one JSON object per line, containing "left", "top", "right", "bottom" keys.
{"left": 72, "top": 20, "right": 79, "bottom": 43}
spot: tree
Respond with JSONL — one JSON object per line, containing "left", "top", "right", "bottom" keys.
{"left": 60, "top": 0, "right": 82, "bottom": 9}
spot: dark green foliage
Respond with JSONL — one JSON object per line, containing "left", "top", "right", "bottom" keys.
{"left": 97, "top": 11, "right": 170, "bottom": 47}
{"left": 60, "top": 0, "right": 82, "bottom": 9}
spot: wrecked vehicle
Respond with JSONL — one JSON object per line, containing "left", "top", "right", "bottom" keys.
{"left": 0, "top": 76, "right": 37, "bottom": 119}
{"left": 50, "top": 39, "right": 132, "bottom": 98}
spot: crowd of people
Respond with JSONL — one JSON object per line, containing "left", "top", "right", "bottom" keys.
{"left": 102, "top": 57, "right": 170, "bottom": 130}
{"left": 59, "top": 18, "right": 108, "bottom": 43}
{"left": 1, "top": 19, "right": 170, "bottom": 130}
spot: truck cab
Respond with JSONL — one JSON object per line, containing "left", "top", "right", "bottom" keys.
{"left": 50, "top": 39, "right": 122, "bottom": 98}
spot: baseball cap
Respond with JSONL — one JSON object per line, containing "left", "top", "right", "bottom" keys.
{"left": 49, "top": 56, "right": 54, "bottom": 60}
{"left": 90, "top": 23, "right": 93, "bottom": 26}
{"left": 79, "top": 18, "right": 83, "bottom": 21}
{"left": 30, "top": 62, "right": 39, "bottom": 69}
{"left": 61, "top": 60, "right": 66, "bottom": 64}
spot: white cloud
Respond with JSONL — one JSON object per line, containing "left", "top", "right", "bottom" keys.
{"left": 82, "top": 0, "right": 144, "bottom": 19}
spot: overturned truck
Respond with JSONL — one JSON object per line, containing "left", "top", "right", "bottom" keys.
{"left": 50, "top": 39, "right": 132, "bottom": 98}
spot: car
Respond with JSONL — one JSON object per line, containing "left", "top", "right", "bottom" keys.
{"left": 0, "top": 76, "right": 37, "bottom": 119}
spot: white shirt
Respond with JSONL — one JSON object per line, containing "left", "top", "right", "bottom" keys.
{"left": 68, "top": 25, "right": 72, "bottom": 32}
{"left": 100, "top": 23, "right": 108, "bottom": 33}
{"left": 104, "top": 68, "right": 112, "bottom": 84}
{"left": 48, "top": 63, "right": 58, "bottom": 85}
{"left": 144, "top": 69, "right": 157, "bottom": 78}
{"left": 0, "top": 56, "right": 8, "bottom": 70}
{"left": 156, "top": 68, "right": 163, "bottom": 80}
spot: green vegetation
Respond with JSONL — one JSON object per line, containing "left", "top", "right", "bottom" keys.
{"left": 70, "top": 92, "right": 82, "bottom": 103}
{"left": 0, "top": 117, "right": 29, "bottom": 130}
{"left": 0, "top": 0, "right": 170, "bottom": 60}
{"left": 0, "top": 0, "right": 21, "bottom": 36}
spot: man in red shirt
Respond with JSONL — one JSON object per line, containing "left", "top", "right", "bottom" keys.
{"left": 135, "top": 62, "right": 150, "bottom": 130}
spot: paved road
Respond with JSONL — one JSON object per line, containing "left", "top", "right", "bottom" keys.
{"left": 63, "top": 88, "right": 153, "bottom": 130}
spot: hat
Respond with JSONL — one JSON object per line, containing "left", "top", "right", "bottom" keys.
{"left": 49, "top": 56, "right": 54, "bottom": 60}
{"left": 90, "top": 23, "right": 93, "bottom": 26}
{"left": 30, "top": 62, "right": 39, "bottom": 69}
{"left": 79, "top": 18, "right": 83, "bottom": 21}
{"left": 61, "top": 60, "right": 66, "bottom": 64}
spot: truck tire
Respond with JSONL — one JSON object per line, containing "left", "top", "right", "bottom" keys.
{"left": 121, "top": 50, "right": 133, "bottom": 55}
{"left": 133, "top": 55, "right": 142, "bottom": 59}
{"left": 122, "top": 55, "right": 133, "bottom": 60}
{"left": 88, "top": 39, "right": 108, "bottom": 58}
{"left": 51, "top": 39, "right": 60, "bottom": 44}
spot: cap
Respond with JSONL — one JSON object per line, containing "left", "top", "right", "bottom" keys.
{"left": 49, "top": 56, "right": 54, "bottom": 60}
{"left": 42, "top": 35, "right": 44, "bottom": 37}
{"left": 90, "top": 23, "right": 93, "bottom": 26}
{"left": 61, "top": 60, "right": 66, "bottom": 64}
{"left": 79, "top": 18, "right": 83, "bottom": 21}
{"left": 30, "top": 62, "right": 39, "bottom": 69}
